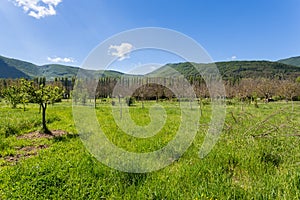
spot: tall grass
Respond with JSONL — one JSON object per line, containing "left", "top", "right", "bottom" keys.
{"left": 0, "top": 100, "right": 299, "bottom": 199}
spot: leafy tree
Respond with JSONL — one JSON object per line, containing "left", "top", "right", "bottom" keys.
{"left": 30, "top": 84, "right": 63, "bottom": 134}
{"left": 72, "top": 80, "right": 88, "bottom": 105}
{"left": 3, "top": 84, "right": 21, "bottom": 108}
{"left": 19, "top": 79, "right": 33, "bottom": 111}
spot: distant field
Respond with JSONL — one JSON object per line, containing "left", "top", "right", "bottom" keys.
{"left": 0, "top": 100, "right": 300, "bottom": 199}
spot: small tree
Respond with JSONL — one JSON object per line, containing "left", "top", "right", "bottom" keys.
{"left": 125, "top": 96, "right": 135, "bottom": 106}
{"left": 20, "top": 79, "right": 33, "bottom": 111}
{"left": 3, "top": 84, "right": 21, "bottom": 108}
{"left": 31, "top": 84, "right": 63, "bottom": 134}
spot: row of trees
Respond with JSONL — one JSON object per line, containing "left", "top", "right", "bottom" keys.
{"left": 0, "top": 76, "right": 299, "bottom": 132}
{"left": 1, "top": 76, "right": 300, "bottom": 105}
{"left": 72, "top": 76, "right": 300, "bottom": 103}
{"left": 1, "top": 75, "right": 300, "bottom": 112}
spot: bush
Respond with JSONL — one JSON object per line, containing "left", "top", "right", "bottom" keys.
{"left": 292, "top": 96, "right": 300, "bottom": 101}
{"left": 226, "top": 99, "right": 237, "bottom": 105}
{"left": 125, "top": 97, "right": 135, "bottom": 106}
{"left": 2, "top": 124, "right": 19, "bottom": 137}
{"left": 0, "top": 117, "right": 40, "bottom": 137}
{"left": 272, "top": 96, "right": 282, "bottom": 101}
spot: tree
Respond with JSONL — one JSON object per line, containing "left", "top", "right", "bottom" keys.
{"left": 30, "top": 84, "right": 63, "bottom": 134}
{"left": 2, "top": 79, "right": 63, "bottom": 133}
{"left": 19, "top": 79, "right": 33, "bottom": 111}
{"left": 296, "top": 76, "right": 300, "bottom": 83}
{"left": 279, "top": 80, "right": 298, "bottom": 112}
{"left": 3, "top": 84, "right": 21, "bottom": 108}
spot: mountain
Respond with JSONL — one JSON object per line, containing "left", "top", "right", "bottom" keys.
{"left": 38, "top": 64, "right": 79, "bottom": 79}
{"left": 216, "top": 61, "right": 300, "bottom": 80}
{"left": 0, "top": 57, "right": 30, "bottom": 79}
{"left": 278, "top": 56, "right": 300, "bottom": 67}
{"left": 0, "top": 55, "right": 123, "bottom": 80}
{"left": 148, "top": 61, "right": 300, "bottom": 80}
{"left": 1, "top": 55, "right": 300, "bottom": 80}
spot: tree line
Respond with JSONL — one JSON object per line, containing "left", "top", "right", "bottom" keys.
{"left": 0, "top": 76, "right": 299, "bottom": 133}
{"left": 1, "top": 76, "right": 300, "bottom": 104}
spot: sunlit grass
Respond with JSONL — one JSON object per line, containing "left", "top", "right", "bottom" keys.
{"left": 0, "top": 99, "right": 300, "bottom": 199}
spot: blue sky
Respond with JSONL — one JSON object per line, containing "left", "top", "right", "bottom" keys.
{"left": 0, "top": 0, "right": 300, "bottom": 72}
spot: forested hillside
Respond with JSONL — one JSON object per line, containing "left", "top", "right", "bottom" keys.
{"left": 148, "top": 61, "right": 300, "bottom": 80}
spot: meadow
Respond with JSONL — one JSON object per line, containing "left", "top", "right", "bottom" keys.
{"left": 0, "top": 99, "right": 300, "bottom": 199}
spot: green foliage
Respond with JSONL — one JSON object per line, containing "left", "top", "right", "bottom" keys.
{"left": 31, "top": 84, "right": 63, "bottom": 105}
{"left": 1, "top": 79, "right": 64, "bottom": 134}
{"left": 2, "top": 85, "right": 21, "bottom": 108}
{"left": 71, "top": 79, "right": 89, "bottom": 105}
{"left": 125, "top": 96, "right": 135, "bottom": 106}
{"left": 31, "top": 84, "right": 63, "bottom": 133}
{"left": 2, "top": 79, "right": 34, "bottom": 109}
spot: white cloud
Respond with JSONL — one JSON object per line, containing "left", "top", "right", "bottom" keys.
{"left": 12, "top": 0, "right": 62, "bottom": 19}
{"left": 108, "top": 43, "right": 133, "bottom": 61}
{"left": 231, "top": 55, "right": 237, "bottom": 60}
{"left": 47, "top": 56, "right": 75, "bottom": 63}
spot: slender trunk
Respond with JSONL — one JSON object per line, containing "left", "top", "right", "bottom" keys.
{"left": 241, "top": 98, "right": 244, "bottom": 111}
{"left": 119, "top": 95, "right": 122, "bottom": 119}
{"left": 199, "top": 97, "right": 203, "bottom": 116}
{"left": 254, "top": 99, "right": 259, "bottom": 108}
{"left": 291, "top": 97, "right": 294, "bottom": 112}
{"left": 41, "top": 103, "right": 50, "bottom": 134}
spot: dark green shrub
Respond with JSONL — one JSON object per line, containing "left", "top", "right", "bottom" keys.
{"left": 125, "top": 97, "right": 135, "bottom": 106}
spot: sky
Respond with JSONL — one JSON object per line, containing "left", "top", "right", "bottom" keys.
{"left": 0, "top": 0, "right": 300, "bottom": 73}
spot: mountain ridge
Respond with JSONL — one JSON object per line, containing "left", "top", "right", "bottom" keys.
{"left": 1, "top": 55, "right": 300, "bottom": 80}
{"left": 0, "top": 55, "right": 123, "bottom": 80}
{"left": 278, "top": 56, "right": 300, "bottom": 67}
{"left": 147, "top": 60, "right": 300, "bottom": 80}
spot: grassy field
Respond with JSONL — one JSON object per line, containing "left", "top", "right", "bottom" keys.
{"left": 0, "top": 99, "right": 300, "bottom": 199}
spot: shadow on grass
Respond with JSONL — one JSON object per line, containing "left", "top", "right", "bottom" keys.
{"left": 119, "top": 172, "right": 149, "bottom": 187}
{"left": 53, "top": 133, "right": 79, "bottom": 142}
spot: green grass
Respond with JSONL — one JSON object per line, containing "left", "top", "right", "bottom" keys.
{"left": 0, "top": 99, "right": 300, "bottom": 199}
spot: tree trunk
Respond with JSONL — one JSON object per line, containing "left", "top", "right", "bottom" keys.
{"left": 199, "top": 97, "right": 203, "bottom": 116}
{"left": 41, "top": 103, "right": 51, "bottom": 134}
{"left": 291, "top": 97, "right": 294, "bottom": 112}
{"left": 119, "top": 95, "right": 122, "bottom": 119}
